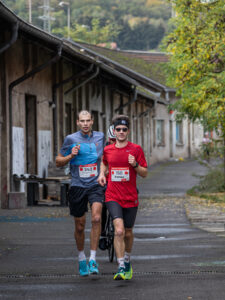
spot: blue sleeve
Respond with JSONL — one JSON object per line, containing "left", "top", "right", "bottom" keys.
{"left": 60, "top": 136, "right": 77, "bottom": 157}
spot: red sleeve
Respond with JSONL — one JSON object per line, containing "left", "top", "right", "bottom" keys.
{"left": 102, "top": 149, "right": 108, "bottom": 166}
{"left": 136, "top": 146, "right": 148, "bottom": 168}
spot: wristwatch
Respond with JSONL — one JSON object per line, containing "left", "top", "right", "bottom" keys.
{"left": 133, "top": 162, "right": 139, "bottom": 168}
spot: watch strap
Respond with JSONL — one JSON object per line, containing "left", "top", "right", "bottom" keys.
{"left": 133, "top": 162, "right": 139, "bottom": 168}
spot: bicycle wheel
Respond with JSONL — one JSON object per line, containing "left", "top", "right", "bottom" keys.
{"left": 106, "top": 215, "right": 115, "bottom": 262}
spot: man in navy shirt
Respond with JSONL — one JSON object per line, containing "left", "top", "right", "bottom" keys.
{"left": 56, "top": 110, "right": 105, "bottom": 276}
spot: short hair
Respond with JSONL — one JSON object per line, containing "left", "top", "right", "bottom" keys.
{"left": 112, "top": 115, "right": 130, "bottom": 128}
{"left": 77, "top": 110, "right": 93, "bottom": 121}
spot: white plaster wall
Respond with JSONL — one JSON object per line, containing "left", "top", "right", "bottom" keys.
{"left": 38, "top": 130, "right": 52, "bottom": 178}
{"left": 151, "top": 103, "right": 170, "bottom": 163}
{"left": 12, "top": 127, "right": 25, "bottom": 192}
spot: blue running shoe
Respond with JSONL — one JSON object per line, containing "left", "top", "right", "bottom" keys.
{"left": 88, "top": 260, "right": 99, "bottom": 275}
{"left": 79, "top": 260, "right": 89, "bottom": 277}
{"left": 124, "top": 262, "right": 133, "bottom": 280}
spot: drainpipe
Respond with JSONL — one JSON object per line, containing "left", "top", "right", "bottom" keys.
{"left": 52, "top": 64, "right": 94, "bottom": 157}
{"left": 64, "top": 66, "right": 99, "bottom": 95}
{"left": 165, "top": 91, "right": 169, "bottom": 102}
{"left": 115, "top": 86, "right": 137, "bottom": 113}
{"left": 9, "top": 44, "right": 62, "bottom": 191}
{"left": 0, "top": 22, "right": 18, "bottom": 55}
{"left": 152, "top": 99, "right": 158, "bottom": 118}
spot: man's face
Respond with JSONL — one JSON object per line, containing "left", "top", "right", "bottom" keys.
{"left": 77, "top": 113, "right": 93, "bottom": 134}
{"left": 114, "top": 125, "right": 129, "bottom": 142}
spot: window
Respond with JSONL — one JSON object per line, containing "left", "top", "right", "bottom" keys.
{"left": 176, "top": 122, "right": 183, "bottom": 144}
{"left": 156, "top": 120, "right": 164, "bottom": 146}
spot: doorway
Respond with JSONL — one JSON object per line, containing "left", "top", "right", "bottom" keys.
{"left": 65, "top": 103, "right": 72, "bottom": 136}
{"left": 25, "top": 95, "right": 37, "bottom": 174}
{"left": 91, "top": 110, "right": 99, "bottom": 131}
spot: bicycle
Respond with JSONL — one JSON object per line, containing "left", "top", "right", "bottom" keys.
{"left": 99, "top": 204, "right": 115, "bottom": 262}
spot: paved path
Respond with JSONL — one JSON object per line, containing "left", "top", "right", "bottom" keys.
{"left": 0, "top": 198, "right": 225, "bottom": 299}
{"left": 0, "top": 159, "right": 225, "bottom": 299}
{"left": 137, "top": 159, "right": 208, "bottom": 197}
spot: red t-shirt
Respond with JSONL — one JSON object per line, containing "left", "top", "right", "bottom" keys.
{"left": 103, "top": 141, "right": 148, "bottom": 208}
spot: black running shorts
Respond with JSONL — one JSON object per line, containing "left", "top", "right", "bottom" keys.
{"left": 105, "top": 201, "right": 138, "bottom": 228}
{"left": 68, "top": 185, "right": 104, "bottom": 218}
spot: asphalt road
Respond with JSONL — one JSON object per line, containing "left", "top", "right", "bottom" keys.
{"left": 137, "top": 159, "right": 208, "bottom": 197}
{"left": 0, "top": 159, "right": 225, "bottom": 299}
{"left": 1, "top": 197, "right": 225, "bottom": 300}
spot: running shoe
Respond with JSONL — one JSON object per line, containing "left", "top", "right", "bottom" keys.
{"left": 88, "top": 260, "right": 99, "bottom": 275}
{"left": 113, "top": 267, "right": 126, "bottom": 280}
{"left": 124, "top": 262, "right": 133, "bottom": 280}
{"left": 79, "top": 260, "right": 89, "bottom": 277}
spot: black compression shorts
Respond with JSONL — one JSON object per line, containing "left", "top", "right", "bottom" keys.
{"left": 105, "top": 201, "right": 138, "bottom": 228}
{"left": 68, "top": 185, "right": 104, "bottom": 217}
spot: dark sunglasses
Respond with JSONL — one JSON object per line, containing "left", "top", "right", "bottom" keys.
{"left": 115, "top": 127, "right": 128, "bottom": 132}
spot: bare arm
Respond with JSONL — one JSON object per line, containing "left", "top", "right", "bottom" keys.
{"left": 128, "top": 154, "right": 148, "bottom": 178}
{"left": 97, "top": 161, "right": 108, "bottom": 186}
{"left": 55, "top": 145, "right": 80, "bottom": 167}
{"left": 133, "top": 165, "right": 148, "bottom": 178}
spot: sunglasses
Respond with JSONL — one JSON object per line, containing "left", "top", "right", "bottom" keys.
{"left": 115, "top": 127, "right": 128, "bottom": 132}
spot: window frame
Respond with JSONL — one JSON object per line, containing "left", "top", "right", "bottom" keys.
{"left": 156, "top": 119, "right": 165, "bottom": 147}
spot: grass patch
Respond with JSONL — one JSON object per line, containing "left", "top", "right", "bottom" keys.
{"left": 198, "top": 193, "right": 225, "bottom": 204}
{"left": 188, "top": 164, "right": 225, "bottom": 193}
{"left": 187, "top": 161, "right": 225, "bottom": 204}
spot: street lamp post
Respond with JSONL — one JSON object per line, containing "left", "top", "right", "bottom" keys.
{"left": 59, "top": 2, "right": 70, "bottom": 39}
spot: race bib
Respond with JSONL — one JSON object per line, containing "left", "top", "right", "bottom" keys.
{"left": 79, "top": 163, "right": 98, "bottom": 178}
{"left": 111, "top": 167, "right": 130, "bottom": 182}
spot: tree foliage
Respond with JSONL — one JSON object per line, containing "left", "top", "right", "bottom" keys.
{"left": 2, "top": 0, "right": 171, "bottom": 50}
{"left": 164, "top": 0, "right": 225, "bottom": 137}
{"left": 53, "top": 18, "right": 120, "bottom": 45}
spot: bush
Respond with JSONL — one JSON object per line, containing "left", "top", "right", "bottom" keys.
{"left": 188, "top": 165, "right": 225, "bottom": 195}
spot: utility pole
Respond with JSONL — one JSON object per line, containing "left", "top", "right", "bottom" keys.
{"left": 59, "top": 2, "right": 71, "bottom": 39}
{"left": 38, "top": 0, "right": 55, "bottom": 33}
{"left": 28, "top": 0, "right": 32, "bottom": 23}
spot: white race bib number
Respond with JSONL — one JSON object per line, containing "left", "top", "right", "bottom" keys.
{"left": 79, "top": 163, "right": 98, "bottom": 178}
{"left": 111, "top": 167, "right": 130, "bottom": 182}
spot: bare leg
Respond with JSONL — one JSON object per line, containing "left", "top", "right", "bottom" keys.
{"left": 124, "top": 228, "right": 134, "bottom": 253}
{"left": 113, "top": 218, "right": 125, "bottom": 259}
{"left": 74, "top": 215, "right": 86, "bottom": 251}
{"left": 90, "top": 202, "right": 102, "bottom": 250}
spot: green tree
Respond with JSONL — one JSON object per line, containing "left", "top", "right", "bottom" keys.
{"left": 164, "top": 0, "right": 225, "bottom": 184}
{"left": 3, "top": 0, "right": 171, "bottom": 50}
{"left": 53, "top": 18, "right": 119, "bottom": 44}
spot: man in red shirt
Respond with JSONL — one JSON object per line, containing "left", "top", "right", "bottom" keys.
{"left": 98, "top": 115, "right": 148, "bottom": 280}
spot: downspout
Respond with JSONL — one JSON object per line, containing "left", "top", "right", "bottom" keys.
{"left": 152, "top": 99, "right": 158, "bottom": 118}
{"left": 64, "top": 66, "right": 99, "bottom": 95}
{"left": 115, "top": 86, "right": 137, "bottom": 113}
{"left": 52, "top": 64, "right": 94, "bottom": 157}
{"left": 9, "top": 44, "right": 62, "bottom": 191}
{"left": 0, "top": 22, "right": 18, "bottom": 55}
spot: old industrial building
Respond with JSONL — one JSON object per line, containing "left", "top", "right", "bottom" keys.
{"left": 0, "top": 2, "right": 203, "bottom": 208}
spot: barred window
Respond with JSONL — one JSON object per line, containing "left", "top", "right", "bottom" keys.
{"left": 156, "top": 120, "right": 164, "bottom": 145}
{"left": 176, "top": 122, "right": 183, "bottom": 144}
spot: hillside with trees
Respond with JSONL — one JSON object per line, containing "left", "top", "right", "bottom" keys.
{"left": 2, "top": 0, "right": 172, "bottom": 50}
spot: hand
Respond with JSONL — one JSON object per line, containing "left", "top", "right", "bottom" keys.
{"left": 71, "top": 145, "right": 80, "bottom": 158}
{"left": 98, "top": 173, "right": 106, "bottom": 186}
{"left": 128, "top": 154, "right": 136, "bottom": 167}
